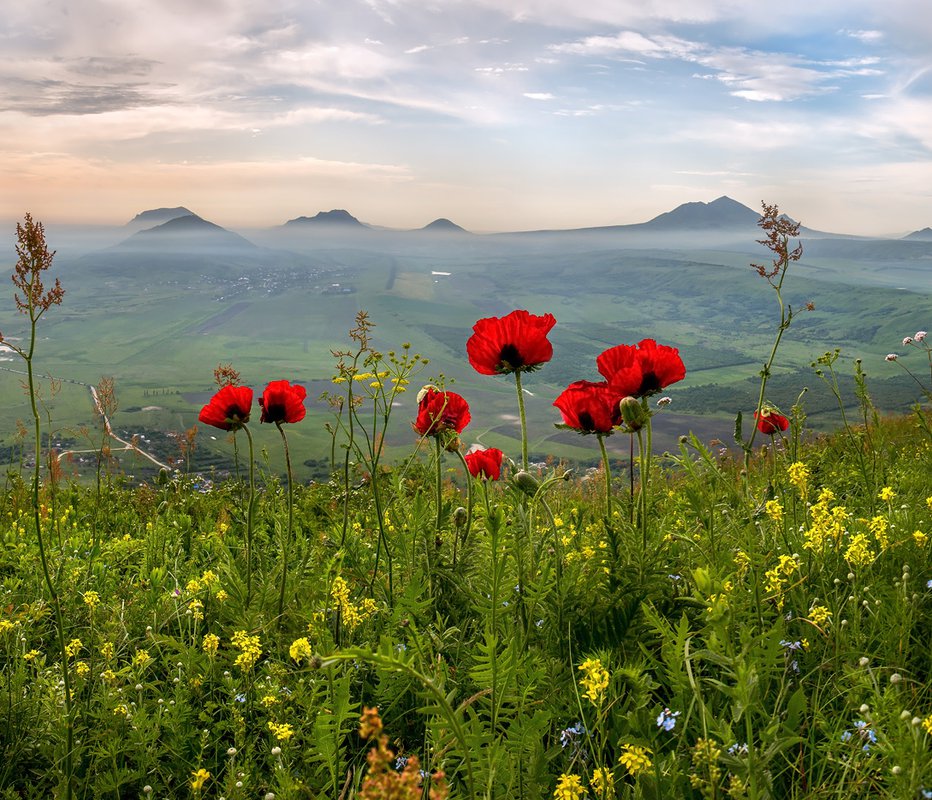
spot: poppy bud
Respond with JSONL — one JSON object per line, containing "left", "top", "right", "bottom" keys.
{"left": 514, "top": 470, "right": 540, "bottom": 496}
{"left": 453, "top": 507, "right": 468, "bottom": 527}
{"left": 619, "top": 396, "right": 649, "bottom": 431}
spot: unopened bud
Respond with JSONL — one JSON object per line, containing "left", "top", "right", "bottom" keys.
{"left": 453, "top": 506, "right": 467, "bottom": 527}
{"left": 513, "top": 470, "right": 540, "bottom": 496}
{"left": 619, "top": 396, "right": 649, "bottom": 431}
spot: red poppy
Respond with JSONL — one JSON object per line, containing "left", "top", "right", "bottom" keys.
{"left": 414, "top": 387, "right": 471, "bottom": 437}
{"left": 259, "top": 380, "right": 307, "bottom": 424}
{"left": 553, "top": 380, "right": 623, "bottom": 434}
{"left": 198, "top": 384, "right": 254, "bottom": 431}
{"left": 464, "top": 447, "right": 504, "bottom": 480}
{"left": 597, "top": 338, "right": 686, "bottom": 398}
{"left": 466, "top": 309, "right": 557, "bottom": 375}
{"left": 755, "top": 408, "right": 789, "bottom": 435}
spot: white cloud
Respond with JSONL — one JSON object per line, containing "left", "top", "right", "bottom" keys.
{"left": 523, "top": 92, "right": 555, "bottom": 100}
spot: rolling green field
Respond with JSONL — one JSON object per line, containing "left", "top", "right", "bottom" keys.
{"left": 0, "top": 228, "right": 929, "bottom": 481}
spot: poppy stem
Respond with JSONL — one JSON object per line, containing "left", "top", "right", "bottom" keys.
{"left": 452, "top": 448, "right": 474, "bottom": 555}
{"left": 275, "top": 421, "right": 294, "bottom": 624}
{"left": 434, "top": 436, "right": 444, "bottom": 537}
{"left": 597, "top": 434, "right": 613, "bottom": 525}
{"left": 514, "top": 371, "right": 529, "bottom": 470}
{"left": 241, "top": 424, "right": 256, "bottom": 606}
{"left": 629, "top": 433, "right": 635, "bottom": 526}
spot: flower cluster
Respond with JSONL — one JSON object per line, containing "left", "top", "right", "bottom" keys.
{"left": 200, "top": 380, "right": 307, "bottom": 431}
{"left": 231, "top": 630, "right": 262, "bottom": 671}
{"left": 618, "top": 743, "right": 652, "bottom": 775}
{"left": 577, "top": 657, "right": 610, "bottom": 705}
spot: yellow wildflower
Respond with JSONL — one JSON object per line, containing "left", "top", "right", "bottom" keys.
{"left": 808, "top": 605, "right": 832, "bottom": 626}
{"left": 267, "top": 721, "right": 295, "bottom": 740}
{"left": 190, "top": 768, "right": 211, "bottom": 791}
{"left": 74, "top": 661, "right": 89, "bottom": 676}
{"left": 202, "top": 633, "right": 220, "bottom": 657}
{"left": 83, "top": 591, "right": 100, "bottom": 609}
{"left": 215, "top": 589, "right": 228, "bottom": 602}
{"left": 261, "top": 694, "right": 279, "bottom": 707}
{"left": 65, "top": 638, "right": 83, "bottom": 658}
{"left": 764, "top": 500, "right": 783, "bottom": 522}
{"left": 787, "top": 462, "right": 810, "bottom": 497}
{"left": 844, "top": 533, "right": 875, "bottom": 568}
{"left": 618, "top": 743, "right": 653, "bottom": 775}
{"left": 578, "top": 657, "right": 610, "bottom": 705}
{"left": 290, "top": 637, "right": 313, "bottom": 663}
{"left": 922, "top": 715, "right": 932, "bottom": 735}
{"left": 591, "top": 767, "right": 615, "bottom": 797}
{"left": 879, "top": 486, "right": 895, "bottom": 502}
{"left": 231, "top": 630, "right": 262, "bottom": 671}
{"left": 913, "top": 530, "right": 927, "bottom": 547}
{"left": 23, "top": 649, "right": 40, "bottom": 661}
{"left": 132, "top": 649, "right": 152, "bottom": 668}
{"left": 553, "top": 773, "right": 585, "bottom": 800}
{"left": 764, "top": 554, "right": 799, "bottom": 609}
{"left": 868, "top": 515, "right": 889, "bottom": 550}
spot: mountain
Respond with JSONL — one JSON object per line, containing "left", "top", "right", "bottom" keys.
{"left": 903, "top": 227, "right": 932, "bottom": 241}
{"left": 283, "top": 209, "right": 367, "bottom": 229}
{"left": 641, "top": 195, "right": 760, "bottom": 230}
{"left": 420, "top": 218, "right": 469, "bottom": 234}
{"left": 116, "top": 213, "right": 256, "bottom": 251}
{"left": 125, "top": 207, "right": 195, "bottom": 231}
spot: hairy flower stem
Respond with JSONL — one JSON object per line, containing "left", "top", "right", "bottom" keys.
{"left": 275, "top": 422, "right": 294, "bottom": 624}
{"left": 514, "top": 371, "right": 529, "bottom": 470}
{"left": 434, "top": 437, "right": 444, "bottom": 536}
{"left": 636, "top": 416, "right": 652, "bottom": 553}
{"left": 452, "top": 449, "right": 474, "bottom": 559}
{"left": 26, "top": 331, "right": 74, "bottom": 800}
{"left": 597, "top": 434, "right": 613, "bottom": 525}
{"left": 241, "top": 424, "right": 257, "bottom": 605}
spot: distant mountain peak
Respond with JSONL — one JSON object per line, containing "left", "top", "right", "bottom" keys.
{"left": 126, "top": 207, "right": 195, "bottom": 229}
{"left": 644, "top": 196, "right": 759, "bottom": 230}
{"left": 118, "top": 213, "right": 255, "bottom": 250}
{"left": 903, "top": 227, "right": 932, "bottom": 241}
{"left": 284, "top": 209, "right": 367, "bottom": 228}
{"left": 421, "top": 218, "right": 469, "bottom": 234}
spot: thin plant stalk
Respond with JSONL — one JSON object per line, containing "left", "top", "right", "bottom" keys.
{"left": 514, "top": 370, "right": 529, "bottom": 470}
{"left": 434, "top": 436, "right": 444, "bottom": 534}
{"left": 275, "top": 421, "right": 294, "bottom": 623}
{"left": 597, "top": 433, "right": 613, "bottom": 524}
{"left": 452, "top": 449, "right": 474, "bottom": 559}
{"left": 241, "top": 424, "right": 257, "bottom": 605}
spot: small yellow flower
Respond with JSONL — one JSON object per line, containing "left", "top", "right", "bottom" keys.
{"left": 578, "top": 657, "right": 610, "bottom": 705}
{"left": 191, "top": 768, "right": 211, "bottom": 791}
{"left": 808, "top": 605, "right": 832, "bottom": 627}
{"left": 764, "top": 499, "right": 783, "bottom": 522}
{"left": 132, "top": 649, "right": 153, "bottom": 669}
{"left": 65, "top": 638, "right": 83, "bottom": 658}
{"left": 290, "top": 637, "right": 313, "bottom": 663}
{"left": 618, "top": 743, "right": 653, "bottom": 775}
{"left": 74, "top": 661, "right": 90, "bottom": 676}
{"left": 215, "top": 589, "right": 228, "bottom": 602}
{"left": 553, "top": 773, "right": 585, "bottom": 800}
{"left": 83, "top": 591, "right": 100, "bottom": 609}
{"left": 913, "top": 530, "right": 927, "bottom": 547}
{"left": 591, "top": 767, "right": 615, "bottom": 797}
{"left": 23, "top": 649, "right": 40, "bottom": 662}
{"left": 878, "top": 486, "right": 895, "bottom": 502}
{"left": 202, "top": 633, "right": 220, "bottom": 657}
{"left": 267, "top": 721, "right": 295, "bottom": 740}
{"left": 921, "top": 714, "right": 932, "bottom": 735}
{"left": 261, "top": 694, "right": 279, "bottom": 707}
{"left": 787, "top": 462, "right": 810, "bottom": 496}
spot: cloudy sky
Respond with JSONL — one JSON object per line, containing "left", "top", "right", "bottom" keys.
{"left": 2, "top": 0, "right": 932, "bottom": 234}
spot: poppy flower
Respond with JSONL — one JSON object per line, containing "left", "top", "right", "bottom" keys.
{"left": 464, "top": 447, "right": 504, "bottom": 480}
{"left": 466, "top": 309, "right": 557, "bottom": 375}
{"left": 199, "top": 384, "right": 254, "bottom": 431}
{"left": 755, "top": 408, "right": 789, "bottom": 435}
{"left": 553, "top": 381, "right": 623, "bottom": 434}
{"left": 259, "top": 380, "right": 307, "bottom": 425}
{"left": 597, "top": 339, "right": 686, "bottom": 398}
{"left": 413, "top": 387, "right": 471, "bottom": 437}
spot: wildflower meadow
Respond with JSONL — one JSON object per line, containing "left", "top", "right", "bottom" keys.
{"left": 0, "top": 207, "right": 931, "bottom": 799}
